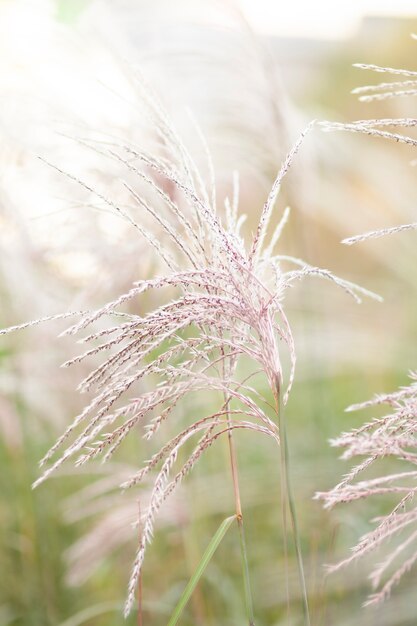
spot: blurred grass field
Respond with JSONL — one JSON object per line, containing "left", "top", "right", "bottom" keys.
{"left": 1, "top": 2, "right": 417, "bottom": 625}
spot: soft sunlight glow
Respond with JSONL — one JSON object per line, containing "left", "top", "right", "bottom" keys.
{"left": 0, "top": 0, "right": 137, "bottom": 277}
{"left": 239, "top": 0, "right": 417, "bottom": 38}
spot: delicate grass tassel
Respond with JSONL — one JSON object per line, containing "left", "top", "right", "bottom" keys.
{"left": 2, "top": 112, "right": 378, "bottom": 619}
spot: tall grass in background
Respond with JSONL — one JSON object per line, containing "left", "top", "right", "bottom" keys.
{"left": 318, "top": 55, "right": 417, "bottom": 606}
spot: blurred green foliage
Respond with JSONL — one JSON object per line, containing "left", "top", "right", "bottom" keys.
{"left": 55, "top": 0, "right": 91, "bottom": 24}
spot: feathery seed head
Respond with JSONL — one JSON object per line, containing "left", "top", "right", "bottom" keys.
{"left": 1, "top": 100, "right": 377, "bottom": 615}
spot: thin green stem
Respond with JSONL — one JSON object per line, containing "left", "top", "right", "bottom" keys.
{"left": 227, "top": 426, "right": 255, "bottom": 626}
{"left": 275, "top": 378, "right": 311, "bottom": 626}
{"left": 137, "top": 502, "right": 143, "bottom": 626}
{"left": 221, "top": 337, "right": 255, "bottom": 626}
{"left": 237, "top": 517, "right": 254, "bottom": 626}
{"left": 278, "top": 413, "right": 290, "bottom": 618}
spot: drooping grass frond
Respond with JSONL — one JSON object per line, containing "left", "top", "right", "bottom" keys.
{"left": 352, "top": 63, "right": 417, "bottom": 77}
{"left": 316, "top": 373, "right": 417, "bottom": 605}
{"left": 320, "top": 120, "right": 417, "bottom": 148}
{"left": 1, "top": 98, "right": 379, "bottom": 616}
{"left": 320, "top": 41, "right": 417, "bottom": 148}
{"left": 342, "top": 222, "right": 417, "bottom": 245}
{"left": 318, "top": 52, "right": 417, "bottom": 606}
{"left": 350, "top": 62, "right": 417, "bottom": 102}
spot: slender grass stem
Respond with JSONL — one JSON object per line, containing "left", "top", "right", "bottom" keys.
{"left": 278, "top": 409, "right": 290, "bottom": 618}
{"left": 137, "top": 564, "right": 143, "bottom": 626}
{"left": 275, "top": 377, "right": 311, "bottom": 626}
{"left": 226, "top": 426, "right": 255, "bottom": 626}
{"left": 221, "top": 338, "right": 255, "bottom": 626}
{"left": 137, "top": 502, "right": 143, "bottom": 626}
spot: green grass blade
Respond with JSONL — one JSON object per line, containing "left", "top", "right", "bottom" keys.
{"left": 167, "top": 515, "right": 236, "bottom": 626}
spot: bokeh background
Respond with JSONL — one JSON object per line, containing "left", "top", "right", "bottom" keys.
{"left": 1, "top": 1, "right": 417, "bottom": 624}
